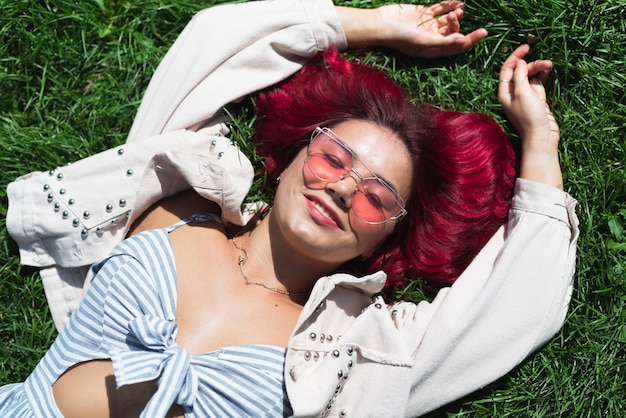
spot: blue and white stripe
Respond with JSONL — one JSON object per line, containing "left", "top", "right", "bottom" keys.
{"left": 0, "top": 216, "right": 291, "bottom": 417}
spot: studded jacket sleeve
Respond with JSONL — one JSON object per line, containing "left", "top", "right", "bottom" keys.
{"left": 398, "top": 179, "right": 579, "bottom": 415}
{"left": 127, "top": 0, "right": 346, "bottom": 142}
{"left": 6, "top": 0, "right": 347, "bottom": 330}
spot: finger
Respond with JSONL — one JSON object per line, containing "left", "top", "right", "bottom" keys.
{"left": 499, "top": 44, "right": 530, "bottom": 82}
{"left": 499, "top": 54, "right": 531, "bottom": 103}
{"left": 415, "top": 27, "right": 487, "bottom": 59}
{"left": 437, "top": 28, "right": 488, "bottom": 55}
{"left": 442, "top": 12, "right": 460, "bottom": 34}
{"left": 526, "top": 60, "right": 552, "bottom": 78}
{"left": 428, "top": 0, "right": 465, "bottom": 17}
{"left": 437, "top": 8, "right": 463, "bottom": 33}
{"left": 513, "top": 59, "right": 531, "bottom": 88}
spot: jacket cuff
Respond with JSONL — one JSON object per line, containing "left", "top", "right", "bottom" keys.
{"left": 301, "top": 0, "right": 348, "bottom": 51}
{"left": 511, "top": 178, "right": 578, "bottom": 227}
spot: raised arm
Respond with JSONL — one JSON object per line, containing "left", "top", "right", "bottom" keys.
{"left": 128, "top": 0, "right": 346, "bottom": 142}
{"left": 129, "top": 0, "right": 487, "bottom": 142}
{"left": 498, "top": 44, "right": 563, "bottom": 189}
{"left": 395, "top": 47, "right": 578, "bottom": 415}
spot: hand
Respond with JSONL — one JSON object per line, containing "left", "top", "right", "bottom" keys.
{"left": 337, "top": 1, "right": 487, "bottom": 58}
{"left": 498, "top": 44, "right": 563, "bottom": 189}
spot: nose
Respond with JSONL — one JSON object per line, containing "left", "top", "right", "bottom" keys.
{"left": 325, "top": 174, "right": 357, "bottom": 209}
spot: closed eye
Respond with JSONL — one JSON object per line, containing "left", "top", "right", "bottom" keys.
{"left": 322, "top": 152, "right": 346, "bottom": 170}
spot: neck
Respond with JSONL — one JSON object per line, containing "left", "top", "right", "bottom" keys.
{"left": 235, "top": 215, "right": 343, "bottom": 296}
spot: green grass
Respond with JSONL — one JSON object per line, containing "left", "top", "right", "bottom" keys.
{"left": 1, "top": 0, "right": 625, "bottom": 415}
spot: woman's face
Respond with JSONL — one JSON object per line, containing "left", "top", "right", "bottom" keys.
{"left": 271, "top": 119, "right": 413, "bottom": 265}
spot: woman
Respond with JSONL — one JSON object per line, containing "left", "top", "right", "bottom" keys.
{"left": 2, "top": 0, "right": 578, "bottom": 417}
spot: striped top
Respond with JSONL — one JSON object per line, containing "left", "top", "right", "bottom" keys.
{"left": 0, "top": 215, "right": 291, "bottom": 417}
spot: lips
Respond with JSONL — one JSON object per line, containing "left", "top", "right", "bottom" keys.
{"left": 305, "top": 195, "right": 344, "bottom": 229}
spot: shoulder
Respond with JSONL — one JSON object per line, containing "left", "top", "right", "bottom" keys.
{"left": 127, "top": 189, "right": 222, "bottom": 237}
{"left": 90, "top": 229, "right": 174, "bottom": 294}
{"left": 83, "top": 229, "right": 177, "bottom": 319}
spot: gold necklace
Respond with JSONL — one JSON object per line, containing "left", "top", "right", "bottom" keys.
{"left": 231, "top": 236, "right": 308, "bottom": 296}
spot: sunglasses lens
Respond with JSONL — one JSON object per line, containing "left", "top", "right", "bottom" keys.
{"left": 307, "top": 131, "right": 352, "bottom": 181}
{"left": 353, "top": 180, "right": 403, "bottom": 224}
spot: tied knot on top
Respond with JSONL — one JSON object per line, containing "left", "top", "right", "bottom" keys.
{"left": 112, "top": 315, "right": 198, "bottom": 418}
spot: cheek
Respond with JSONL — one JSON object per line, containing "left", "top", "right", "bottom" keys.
{"left": 348, "top": 214, "right": 395, "bottom": 246}
{"left": 279, "top": 151, "right": 308, "bottom": 184}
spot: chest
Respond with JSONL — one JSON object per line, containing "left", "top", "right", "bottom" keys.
{"left": 169, "top": 227, "right": 303, "bottom": 355}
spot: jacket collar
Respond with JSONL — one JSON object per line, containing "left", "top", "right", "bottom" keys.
{"left": 293, "top": 270, "right": 387, "bottom": 332}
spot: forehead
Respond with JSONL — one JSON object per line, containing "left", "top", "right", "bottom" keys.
{"left": 329, "top": 120, "right": 413, "bottom": 198}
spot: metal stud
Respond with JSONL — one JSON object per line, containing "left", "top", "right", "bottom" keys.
{"left": 374, "top": 303, "right": 382, "bottom": 309}
{"left": 218, "top": 151, "right": 224, "bottom": 158}
{"left": 304, "top": 351, "right": 311, "bottom": 361}
{"left": 117, "top": 148, "right": 124, "bottom": 155}
{"left": 347, "top": 346, "right": 354, "bottom": 355}
{"left": 391, "top": 310, "right": 398, "bottom": 317}
{"left": 43, "top": 184, "right": 50, "bottom": 191}
{"left": 47, "top": 193, "right": 54, "bottom": 202}
{"left": 49, "top": 169, "right": 55, "bottom": 175}
{"left": 119, "top": 198, "right": 126, "bottom": 207}
{"left": 72, "top": 219, "right": 79, "bottom": 227}
{"left": 347, "top": 360, "right": 353, "bottom": 368}
{"left": 59, "top": 188, "right": 66, "bottom": 195}
{"left": 320, "top": 333, "right": 325, "bottom": 342}
{"left": 68, "top": 198, "right": 75, "bottom": 205}
{"left": 332, "top": 350, "right": 340, "bottom": 358}
{"left": 83, "top": 211, "right": 90, "bottom": 219}
{"left": 210, "top": 139, "right": 217, "bottom": 149}
{"left": 111, "top": 219, "right": 117, "bottom": 225}
{"left": 106, "top": 204, "right": 113, "bottom": 213}
{"left": 313, "top": 352, "right": 320, "bottom": 361}
{"left": 340, "top": 410, "right": 347, "bottom": 417}
{"left": 309, "top": 332, "right": 317, "bottom": 341}
{"left": 126, "top": 169, "right": 133, "bottom": 176}
{"left": 54, "top": 203, "right": 60, "bottom": 211}
{"left": 96, "top": 226, "right": 103, "bottom": 233}
{"left": 62, "top": 211, "right": 69, "bottom": 219}
{"left": 215, "top": 132, "right": 222, "bottom": 137}
{"left": 337, "top": 370, "right": 343, "bottom": 378}
{"left": 81, "top": 229, "right": 88, "bottom": 236}
{"left": 326, "top": 335, "right": 333, "bottom": 343}
{"left": 56, "top": 173, "right": 63, "bottom": 180}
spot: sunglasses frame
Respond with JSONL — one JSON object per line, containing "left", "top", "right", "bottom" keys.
{"left": 305, "top": 127, "right": 408, "bottom": 224}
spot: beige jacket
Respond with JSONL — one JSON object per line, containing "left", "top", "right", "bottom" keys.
{"left": 285, "top": 179, "right": 577, "bottom": 416}
{"left": 6, "top": 1, "right": 579, "bottom": 416}
{"left": 7, "top": 0, "right": 344, "bottom": 329}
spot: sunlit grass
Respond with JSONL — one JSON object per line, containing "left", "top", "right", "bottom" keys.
{"left": 1, "top": 0, "right": 625, "bottom": 415}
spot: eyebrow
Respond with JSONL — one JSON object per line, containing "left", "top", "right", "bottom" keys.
{"left": 333, "top": 131, "right": 402, "bottom": 194}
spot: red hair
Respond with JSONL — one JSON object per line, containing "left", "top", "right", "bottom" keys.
{"left": 397, "top": 110, "right": 516, "bottom": 286}
{"left": 254, "top": 49, "right": 516, "bottom": 289}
